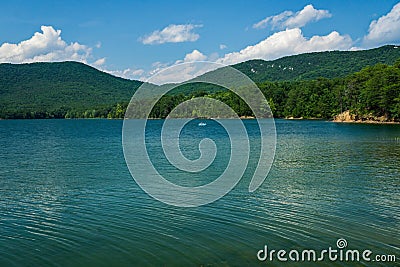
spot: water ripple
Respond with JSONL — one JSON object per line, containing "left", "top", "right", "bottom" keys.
{"left": 0, "top": 119, "right": 398, "bottom": 266}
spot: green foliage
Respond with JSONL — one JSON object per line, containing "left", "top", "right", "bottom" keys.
{"left": 1, "top": 46, "right": 399, "bottom": 121}
{"left": 232, "top": 45, "right": 400, "bottom": 83}
{"left": 257, "top": 62, "right": 400, "bottom": 120}
{"left": 149, "top": 61, "right": 399, "bottom": 120}
{"left": 0, "top": 61, "right": 141, "bottom": 118}
{"left": 343, "top": 62, "right": 400, "bottom": 118}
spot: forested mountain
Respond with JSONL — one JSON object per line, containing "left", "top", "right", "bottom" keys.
{"left": 169, "top": 45, "right": 400, "bottom": 96}
{"left": 149, "top": 60, "right": 400, "bottom": 121}
{"left": 259, "top": 61, "right": 400, "bottom": 120}
{"left": 231, "top": 45, "right": 400, "bottom": 83}
{"left": 233, "top": 45, "right": 400, "bottom": 83}
{"left": 0, "top": 45, "right": 399, "bottom": 119}
{"left": 0, "top": 62, "right": 141, "bottom": 118}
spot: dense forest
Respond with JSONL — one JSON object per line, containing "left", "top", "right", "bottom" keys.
{"left": 0, "top": 61, "right": 141, "bottom": 118}
{"left": 232, "top": 45, "right": 400, "bottom": 83}
{"left": 0, "top": 45, "right": 399, "bottom": 120}
{"left": 260, "top": 60, "right": 400, "bottom": 120}
{"left": 143, "top": 60, "right": 400, "bottom": 120}
{"left": 3, "top": 60, "right": 397, "bottom": 121}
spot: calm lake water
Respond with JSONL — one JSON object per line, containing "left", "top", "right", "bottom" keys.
{"left": 0, "top": 119, "right": 399, "bottom": 266}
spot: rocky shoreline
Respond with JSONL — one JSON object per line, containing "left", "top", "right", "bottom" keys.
{"left": 333, "top": 110, "right": 400, "bottom": 124}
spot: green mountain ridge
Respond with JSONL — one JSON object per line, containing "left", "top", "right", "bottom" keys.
{"left": 232, "top": 45, "right": 400, "bottom": 82}
{"left": 0, "top": 61, "right": 142, "bottom": 117}
{"left": 156, "top": 45, "right": 400, "bottom": 95}
{"left": 0, "top": 45, "right": 399, "bottom": 119}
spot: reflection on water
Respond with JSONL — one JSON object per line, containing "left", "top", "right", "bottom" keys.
{"left": 0, "top": 119, "right": 399, "bottom": 266}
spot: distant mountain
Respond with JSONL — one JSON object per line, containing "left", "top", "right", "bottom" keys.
{"left": 1, "top": 45, "right": 399, "bottom": 119}
{"left": 231, "top": 45, "right": 400, "bottom": 83}
{"left": 161, "top": 46, "right": 400, "bottom": 95}
{"left": 0, "top": 61, "right": 141, "bottom": 117}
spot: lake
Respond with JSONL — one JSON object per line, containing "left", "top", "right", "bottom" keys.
{"left": 0, "top": 119, "right": 399, "bottom": 266}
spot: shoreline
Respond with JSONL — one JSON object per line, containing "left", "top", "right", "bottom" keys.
{"left": 1, "top": 117, "right": 399, "bottom": 124}
{"left": 332, "top": 119, "right": 400, "bottom": 125}
{"left": 333, "top": 110, "right": 400, "bottom": 125}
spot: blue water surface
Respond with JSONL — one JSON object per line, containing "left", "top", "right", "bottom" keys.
{"left": 0, "top": 119, "right": 399, "bottom": 266}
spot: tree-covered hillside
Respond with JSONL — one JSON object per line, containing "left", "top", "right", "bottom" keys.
{"left": 232, "top": 45, "right": 400, "bottom": 83}
{"left": 0, "top": 61, "right": 141, "bottom": 118}
{"left": 149, "top": 61, "right": 400, "bottom": 121}
{"left": 259, "top": 60, "right": 400, "bottom": 120}
{"left": 0, "top": 45, "right": 399, "bottom": 120}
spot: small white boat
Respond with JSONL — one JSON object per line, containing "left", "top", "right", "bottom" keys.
{"left": 198, "top": 122, "right": 207, "bottom": 127}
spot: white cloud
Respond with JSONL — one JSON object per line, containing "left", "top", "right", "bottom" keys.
{"left": 136, "top": 27, "right": 353, "bottom": 84}
{"left": 148, "top": 61, "right": 170, "bottom": 76}
{"left": 142, "top": 50, "right": 213, "bottom": 84}
{"left": 253, "top": 4, "right": 331, "bottom": 30}
{"left": 253, "top": 10, "right": 293, "bottom": 30}
{"left": 104, "top": 68, "right": 145, "bottom": 80}
{"left": 93, "top": 57, "right": 106, "bottom": 66}
{"left": 145, "top": 62, "right": 220, "bottom": 85}
{"left": 0, "top": 26, "right": 94, "bottom": 64}
{"left": 219, "top": 44, "right": 227, "bottom": 50}
{"left": 363, "top": 2, "right": 400, "bottom": 46}
{"left": 140, "top": 24, "right": 202, "bottom": 45}
{"left": 183, "top": 49, "right": 207, "bottom": 62}
{"left": 158, "top": 49, "right": 207, "bottom": 69}
{"left": 217, "top": 28, "right": 353, "bottom": 65}
{"left": 131, "top": 69, "right": 145, "bottom": 76}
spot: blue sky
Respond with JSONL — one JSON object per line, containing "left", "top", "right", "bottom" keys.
{"left": 1, "top": 0, "right": 400, "bottom": 82}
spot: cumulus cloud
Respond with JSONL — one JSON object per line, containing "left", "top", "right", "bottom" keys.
{"left": 363, "top": 2, "right": 400, "bottom": 46}
{"left": 140, "top": 24, "right": 202, "bottom": 45}
{"left": 93, "top": 57, "right": 106, "bottom": 66}
{"left": 0, "top": 26, "right": 94, "bottom": 64}
{"left": 182, "top": 49, "right": 207, "bottom": 62}
{"left": 253, "top": 4, "right": 331, "bottom": 30}
{"left": 145, "top": 62, "right": 221, "bottom": 85}
{"left": 138, "top": 49, "right": 219, "bottom": 84}
{"left": 217, "top": 28, "right": 353, "bottom": 65}
{"left": 253, "top": 10, "right": 293, "bottom": 30}
{"left": 104, "top": 68, "right": 145, "bottom": 80}
{"left": 169, "top": 49, "right": 207, "bottom": 66}
{"left": 139, "top": 27, "right": 353, "bottom": 84}
{"left": 148, "top": 61, "right": 171, "bottom": 77}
